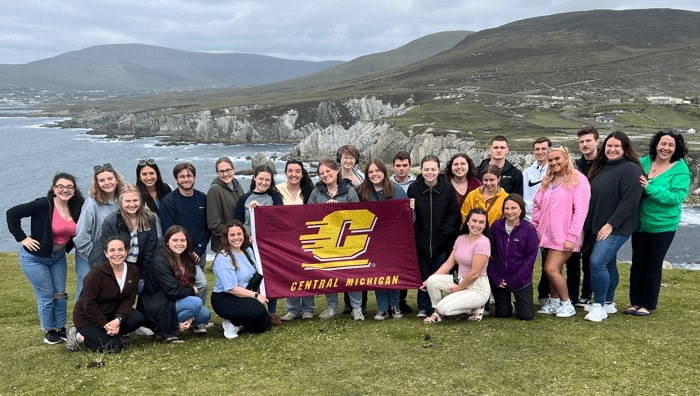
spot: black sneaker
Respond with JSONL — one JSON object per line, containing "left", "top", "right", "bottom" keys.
{"left": 400, "top": 302, "right": 413, "bottom": 314}
{"left": 44, "top": 329, "right": 62, "bottom": 345}
{"left": 342, "top": 305, "right": 352, "bottom": 315}
{"left": 56, "top": 327, "right": 67, "bottom": 341}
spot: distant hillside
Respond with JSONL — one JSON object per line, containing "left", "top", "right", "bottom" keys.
{"left": 345, "top": 8, "right": 700, "bottom": 97}
{"left": 0, "top": 44, "right": 343, "bottom": 92}
{"left": 256, "top": 31, "right": 472, "bottom": 92}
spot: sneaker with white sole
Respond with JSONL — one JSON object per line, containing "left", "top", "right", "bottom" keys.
{"left": 538, "top": 302, "right": 561, "bottom": 314}
{"left": 351, "top": 307, "right": 365, "bottom": 321}
{"left": 416, "top": 310, "right": 428, "bottom": 318}
{"left": 555, "top": 303, "right": 576, "bottom": 318}
{"left": 374, "top": 311, "right": 389, "bottom": 320}
{"left": 583, "top": 302, "right": 617, "bottom": 314}
{"left": 133, "top": 326, "right": 155, "bottom": 336}
{"left": 301, "top": 312, "right": 314, "bottom": 320}
{"left": 575, "top": 298, "right": 592, "bottom": 307}
{"left": 193, "top": 324, "right": 208, "bottom": 334}
{"left": 43, "top": 329, "right": 62, "bottom": 345}
{"left": 221, "top": 320, "right": 239, "bottom": 339}
{"left": 391, "top": 305, "right": 403, "bottom": 319}
{"left": 280, "top": 312, "right": 301, "bottom": 321}
{"left": 319, "top": 307, "right": 338, "bottom": 319}
{"left": 584, "top": 303, "right": 608, "bottom": 322}
{"left": 64, "top": 326, "right": 81, "bottom": 352}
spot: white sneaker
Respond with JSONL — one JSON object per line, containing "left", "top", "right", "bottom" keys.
{"left": 222, "top": 319, "right": 239, "bottom": 339}
{"left": 584, "top": 302, "right": 617, "bottom": 314}
{"left": 193, "top": 324, "right": 208, "bottom": 334}
{"left": 319, "top": 307, "right": 338, "bottom": 319}
{"left": 351, "top": 307, "right": 365, "bottom": 321}
{"left": 584, "top": 304, "right": 608, "bottom": 322}
{"left": 280, "top": 312, "right": 301, "bottom": 321}
{"left": 374, "top": 311, "right": 389, "bottom": 320}
{"left": 133, "top": 326, "right": 155, "bottom": 336}
{"left": 555, "top": 303, "right": 576, "bottom": 318}
{"left": 538, "top": 302, "right": 561, "bottom": 314}
{"left": 301, "top": 312, "right": 314, "bottom": 320}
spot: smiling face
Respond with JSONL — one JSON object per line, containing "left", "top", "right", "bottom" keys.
{"left": 547, "top": 149, "right": 569, "bottom": 175}
{"left": 226, "top": 225, "right": 246, "bottom": 250}
{"left": 175, "top": 169, "right": 195, "bottom": 192}
{"left": 120, "top": 191, "right": 141, "bottom": 216}
{"left": 482, "top": 172, "right": 500, "bottom": 193}
{"left": 503, "top": 199, "right": 522, "bottom": 224}
{"left": 340, "top": 154, "right": 356, "bottom": 171}
{"left": 318, "top": 164, "right": 339, "bottom": 187}
{"left": 96, "top": 170, "right": 117, "bottom": 195}
{"left": 451, "top": 156, "right": 469, "bottom": 179}
{"left": 285, "top": 163, "right": 303, "bottom": 186}
{"left": 655, "top": 135, "right": 676, "bottom": 162}
{"left": 605, "top": 137, "right": 624, "bottom": 161}
{"left": 533, "top": 141, "right": 549, "bottom": 164}
{"left": 421, "top": 160, "right": 440, "bottom": 186}
{"left": 139, "top": 165, "right": 158, "bottom": 188}
{"left": 166, "top": 231, "right": 188, "bottom": 255}
{"left": 105, "top": 239, "right": 127, "bottom": 266}
{"left": 253, "top": 171, "right": 272, "bottom": 193}
{"left": 53, "top": 178, "right": 76, "bottom": 202}
{"left": 216, "top": 162, "right": 235, "bottom": 185}
{"left": 467, "top": 212, "right": 488, "bottom": 236}
{"left": 367, "top": 163, "right": 385, "bottom": 188}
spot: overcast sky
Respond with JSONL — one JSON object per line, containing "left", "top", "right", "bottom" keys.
{"left": 2, "top": 1, "right": 698, "bottom": 64}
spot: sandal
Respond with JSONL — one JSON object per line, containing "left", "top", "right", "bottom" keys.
{"left": 468, "top": 306, "right": 485, "bottom": 322}
{"left": 633, "top": 307, "right": 651, "bottom": 316}
{"left": 623, "top": 306, "right": 639, "bottom": 315}
{"left": 423, "top": 312, "right": 442, "bottom": 324}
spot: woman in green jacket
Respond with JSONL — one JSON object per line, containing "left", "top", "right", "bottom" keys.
{"left": 627, "top": 130, "right": 691, "bottom": 316}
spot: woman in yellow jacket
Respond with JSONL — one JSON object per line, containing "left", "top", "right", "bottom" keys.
{"left": 461, "top": 165, "right": 508, "bottom": 226}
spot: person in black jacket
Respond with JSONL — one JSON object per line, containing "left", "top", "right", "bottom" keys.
{"left": 89, "top": 185, "right": 159, "bottom": 280}
{"left": 407, "top": 155, "right": 461, "bottom": 318}
{"left": 476, "top": 135, "right": 523, "bottom": 196}
{"left": 6, "top": 173, "right": 84, "bottom": 345}
{"left": 137, "top": 225, "right": 211, "bottom": 343}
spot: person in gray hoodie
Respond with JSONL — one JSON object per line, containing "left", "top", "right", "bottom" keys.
{"left": 207, "top": 157, "right": 244, "bottom": 253}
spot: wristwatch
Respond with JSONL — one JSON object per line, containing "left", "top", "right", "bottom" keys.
{"left": 254, "top": 293, "right": 259, "bottom": 299}
{"left": 115, "top": 315, "right": 124, "bottom": 322}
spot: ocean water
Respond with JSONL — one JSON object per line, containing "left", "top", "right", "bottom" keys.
{"left": 1, "top": 115, "right": 699, "bottom": 269}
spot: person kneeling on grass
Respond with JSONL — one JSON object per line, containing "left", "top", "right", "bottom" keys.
{"left": 211, "top": 220, "right": 272, "bottom": 339}
{"left": 66, "top": 236, "right": 144, "bottom": 352}
{"left": 420, "top": 208, "right": 491, "bottom": 324}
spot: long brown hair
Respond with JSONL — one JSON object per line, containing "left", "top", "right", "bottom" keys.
{"left": 356, "top": 159, "right": 396, "bottom": 201}
{"left": 588, "top": 131, "right": 642, "bottom": 180}
{"left": 217, "top": 220, "right": 253, "bottom": 270}
{"left": 161, "top": 225, "right": 197, "bottom": 285}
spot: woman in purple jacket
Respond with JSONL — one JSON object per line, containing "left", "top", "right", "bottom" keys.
{"left": 532, "top": 145, "right": 590, "bottom": 318}
{"left": 488, "top": 194, "right": 539, "bottom": 320}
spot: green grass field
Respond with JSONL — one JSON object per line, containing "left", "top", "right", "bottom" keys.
{"left": 1, "top": 252, "right": 698, "bottom": 395}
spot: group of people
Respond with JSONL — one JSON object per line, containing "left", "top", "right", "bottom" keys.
{"left": 6, "top": 128, "right": 691, "bottom": 352}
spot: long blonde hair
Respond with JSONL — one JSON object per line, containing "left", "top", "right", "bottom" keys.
{"left": 540, "top": 146, "right": 580, "bottom": 189}
{"left": 118, "top": 184, "right": 153, "bottom": 232}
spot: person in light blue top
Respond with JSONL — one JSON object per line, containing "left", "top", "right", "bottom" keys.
{"left": 211, "top": 220, "right": 272, "bottom": 338}
{"left": 74, "top": 163, "right": 126, "bottom": 301}
{"left": 355, "top": 158, "right": 413, "bottom": 321}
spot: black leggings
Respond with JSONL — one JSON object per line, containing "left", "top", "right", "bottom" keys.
{"left": 211, "top": 292, "right": 271, "bottom": 334}
{"left": 78, "top": 310, "right": 145, "bottom": 352}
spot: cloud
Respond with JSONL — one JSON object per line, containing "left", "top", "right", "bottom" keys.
{"left": 1, "top": 0, "right": 698, "bottom": 64}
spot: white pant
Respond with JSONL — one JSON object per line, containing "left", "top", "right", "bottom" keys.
{"left": 426, "top": 274, "right": 490, "bottom": 316}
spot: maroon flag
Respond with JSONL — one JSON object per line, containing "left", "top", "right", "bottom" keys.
{"left": 251, "top": 199, "right": 421, "bottom": 298}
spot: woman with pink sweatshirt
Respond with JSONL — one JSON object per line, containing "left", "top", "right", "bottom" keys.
{"left": 532, "top": 145, "right": 590, "bottom": 318}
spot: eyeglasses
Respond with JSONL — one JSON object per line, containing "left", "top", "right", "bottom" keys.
{"left": 216, "top": 168, "right": 234, "bottom": 175}
{"left": 176, "top": 173, "right": 195, "bottom": 180}
{"left": 93, "top": 163, "right": 114, "bottom": 173}
{"left": 54, "top": 184, "right": 75, "bottom": 191}
{"left": 547, "top": 144, "right": 569, "bottom": 154}
{"left": 138, "top": 158, "right": 156, "bottom": 166}
{"left": 661, "top": 129, "right": 680, "bottom": 136}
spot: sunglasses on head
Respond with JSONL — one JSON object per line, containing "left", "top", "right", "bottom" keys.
{"left": 93, "top": 163, "right": 114, "bottom": 173}
{"left": 138, "top": 158, "right": 156, "bottom": 166}
{"left": 547, "top": 144, "right": 569, "bottom": 154}
{"left": 661, "top": 129, "right": 680, "bottom": 136}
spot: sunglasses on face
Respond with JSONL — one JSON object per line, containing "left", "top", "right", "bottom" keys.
{"left": 94, "top": 163, "right": 114, "bottom": 173}
{"left": 138, "top": 158, "right": 156, "bottom": 166}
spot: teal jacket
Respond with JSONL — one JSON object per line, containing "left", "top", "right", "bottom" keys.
{"left": 640, "top": 155, "right": 691, "bottom": 233}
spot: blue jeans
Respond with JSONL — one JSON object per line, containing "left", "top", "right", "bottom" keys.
{"left": 19, "top": 247, "right": 68, "bottom": 331}
{"left": 74, "top": 252, "right": 90, "bottom": 302}
{"left": 589, "top": 234, "right": 629, "bottom": 305}
{"left": 285, "top": 296, "right": 316, "bottom": 315}
{"left": 375, "top": 289, "right": 400, "bottom": 312}
{"left": 175, "top": 295, "right": 211, "bottom": 326}
{"left": 325, "top": 292, "right": 362, "bottom": 310}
